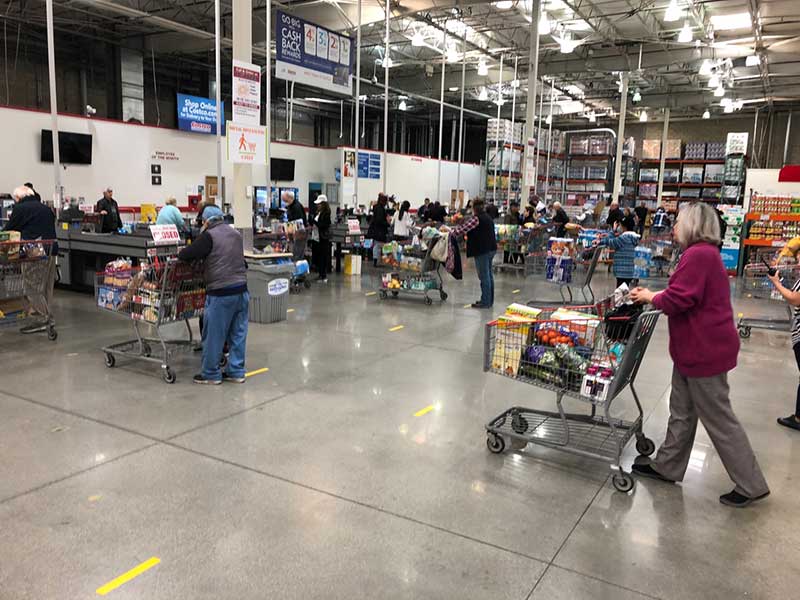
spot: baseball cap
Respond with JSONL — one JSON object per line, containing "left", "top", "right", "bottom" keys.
{"left": 314, "top": 194, "right": 328, "bottom": 205}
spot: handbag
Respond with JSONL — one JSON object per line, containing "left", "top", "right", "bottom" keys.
{"left": 431, "top": 235, "right": 448, "bottom": 263}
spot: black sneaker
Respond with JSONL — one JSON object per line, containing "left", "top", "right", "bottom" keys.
{"left": 719, "top": 489, "right": 770, "bottom": 508}
{"left": 777, "top": 415, "right": 800, "bottom": 431}
{"left": 631, "top": 463, "right": 675, "bottom": 483}
{"left": 193, "top": 374, "right": 221, "bottom": 385}
{"left": 222, "top": 373, "right": 246, "bottom": 384}
{"left": 471, "top": 303, "right": 487, "bottom": 309}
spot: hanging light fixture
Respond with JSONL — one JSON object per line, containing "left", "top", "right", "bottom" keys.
{"left": 494, "top": 0, "right": 513, "bottom": 9}
{"left": 478, "top": 59, "right": 489, "bottom": 76}
{"left": 678, "top": 21, "right": 693, "bottom": 43}
{"left": 539, "top": 11, "right": 551, "bottom": 35}
{"left": 587, "top": 112, "right": 596, "bottom": 123}
{"left": 664, "top": 0, "right": 681, "bottom": 22}
{"left": 545, "top": 114, "right": 552, "bottom": 125}
{"left": 639, "top": 110, "right": 648, "bottom": 122}
{"left": 559, "top": 32, "right": 578, "bottom": 54}
{"left": 447, "top": 45, "right": 459, "bottom": 63}
{"left": 708, "top": 73, "right": 720, "bottom": 88}
{"left": 746, "top": 55, "right": 760, "bottom": 67}
{"left": 383, "top": 56, "right": 393, "bottom": 69}
{"left": 714, "top": 84, "right": 725, "bottom": 97}
{"left": 723, "top": 104, "right": 734, "bottom": 113}
{"left": 478, "top": 87, "right": 488, "bottom": 101}
{"left": 632, "top": 89, "right": 642, "bottom": 102}
{"left": 702, "top": 110, "right": 711, "bottom": 119}
{"left": 399, "top": 100, "right": 407, "bottom": 111}
{"left": 699, "top": 59, "right": 714, "bottom": 76}
{"left": 734, "top": 99, "right": 744, "bottom": 111}
{"left": 411, "top": 30, "right": 424, "bottom": 47}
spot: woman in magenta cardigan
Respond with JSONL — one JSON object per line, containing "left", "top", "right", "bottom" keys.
{"left": 630, "top": 202, "right": 769, "bottom": 508}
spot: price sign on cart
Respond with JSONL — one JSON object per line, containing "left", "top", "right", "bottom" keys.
{"left": 149, "top": 224, "right": 181, "bottom": 245}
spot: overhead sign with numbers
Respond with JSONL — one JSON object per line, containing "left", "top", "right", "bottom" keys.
{"left": 275, "top": 10, "right": 352, "bottom": 95}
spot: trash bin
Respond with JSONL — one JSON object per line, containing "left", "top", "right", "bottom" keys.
{"left": 246, "top": 261, "right": 295, "bottom": 323}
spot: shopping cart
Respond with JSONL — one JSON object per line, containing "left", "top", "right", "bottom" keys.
{"left": 736, "top": 263, "right": 800, "bottom": 339}
{"left": 95, "top": 258, "right": 206, "bottom": 383}
{"left": 483, "top": 297, "right": 661, "bottom": 493}
{"left": 527, "top": 245, "right": 602, "bottom": 306}
{"left": 523, "top": 224, "right": 555, "bottom": 277}
{"left": 0, "top": 240, "right": 57, "bottom": 341}
{"left": 377, "top": 234, "right": 448, "bottom": 305}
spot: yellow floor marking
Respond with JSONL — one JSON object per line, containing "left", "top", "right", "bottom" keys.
{"left": 88, "top": 495, "right": 102, "bottom": 502}
{"left": 389, "top": 325, "right": 405, "bottom": 332}
{"left": 463, "top": 304, "right": 472, "bottom": 308}
{"left": 287, "top": 308, "right": 295, "bottom": 313}
{"left": 245, "top": 367, "right": 269, "bottom": 378}
{"left": 512, "top": 289, "right": 521, "bottom": 294}
{"left": 365, "top": 291, "right": 377, "bottom": 297}
{"left": 96, "top": 557, "right": 160, "bottom": 596}
{"left": 414, "top": 405, "right": 435, "bottom": 417}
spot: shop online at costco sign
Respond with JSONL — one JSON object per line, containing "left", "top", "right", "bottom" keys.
{"left": 177, "top": 93, "right": 225, "bottom": 135}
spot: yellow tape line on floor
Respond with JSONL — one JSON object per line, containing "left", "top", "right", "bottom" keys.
{"left": 96, "top": 557, "right": 160, "bottom": 596}
{"left": 414, "top": 405, "right": 435, "bottom": 417}
{"left": 389, "top": 325, "right": 404, "bottom": 332}
{"left": 287, "top": 308, "right": 295, "bottom": 313}
{"left": 512, "top": 289, "right": 521, "bottom": 294}
{"left": 365, "top": 291, "right": 377, "bottom": 297}
{"left": 245, "top": 367, "right": 269, "bottom": 378}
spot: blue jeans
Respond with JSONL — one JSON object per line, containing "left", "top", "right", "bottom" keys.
{"left": 202, "top": 292, "right": 249, "bottom": 380}
{"left": 474, "top": 252, "right": 495, "bottom": 307}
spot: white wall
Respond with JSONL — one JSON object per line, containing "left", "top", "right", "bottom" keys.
{"left": 745, "top": 168, "right": 800, "bottom": 199}
{"left": 0, "top": 106, "right": 482, "bottom": 212}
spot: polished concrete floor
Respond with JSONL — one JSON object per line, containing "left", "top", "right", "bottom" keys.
{"left": 0, "top": 263, "right": 797, "bottom": 599}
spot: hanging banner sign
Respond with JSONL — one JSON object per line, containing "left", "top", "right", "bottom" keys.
{"left": 227, "top": 122, "right": 268, "bottom": 165}
{"left": 232, "top": 60, "right": 261, "bottom": 126}
{"left": 176, "top": 93, "right": 224, "bottom": 135}
{"left": 275, "top": 10, "right": 352, "bottom": 95}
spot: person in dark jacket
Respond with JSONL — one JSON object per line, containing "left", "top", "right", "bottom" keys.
{"left": 95, "top": 187, "right": 122, "bottom": 233}
{"left": 429, "top": 200, "right": 447, "bottom": 223}
{"left": 284, "top": 191, "right": 307, "bottom": 261}
{"left": 552, "top": 201, "right": 570, "bottom": 237}
{"left": 418, "top": 198, "right": 431, "bottom": 222}
{"left": 486, "top": 201, "right": 500, "bottom": 220}
{"left": 622, "top": 207, "right": 636, "bottom": 232}
{"left": 634, "top": 201, "right": 649, "bottom": 236}
{"left": 23, "top": 182, "right": 42, "bottom": 204}
{"left": 178, "top": 206, "right": 248, "bottom": 385}
{"left": 4, "top": 185, "right": 58, "bottom": 334}
{"left": 311, "top": 195, "right": 332, "bottom": 282}
{"left": 503, "top": 202, "right": 523, "bottom": 226}
{"left": 367, "top": 194, "right": 390, "bottom": 266}
{"left": 449, "top": 199, "right": 498, "bottom": 309}
{"left": 606, "top": 200, "right": 623, "bottom": 231}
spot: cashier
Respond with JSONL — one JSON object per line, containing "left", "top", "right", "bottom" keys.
{"left": 156, "top": 197, "right": 187, "bottom": 233}
{"left": 95, "top": 187, "right": 123, "bottom": 233}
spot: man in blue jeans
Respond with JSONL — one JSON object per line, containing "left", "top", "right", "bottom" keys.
{"left": 449, "top": 199, "right": 497, "bottom": 309}
{"left": 177, "top": 207, "right": 249, "bottom": 384}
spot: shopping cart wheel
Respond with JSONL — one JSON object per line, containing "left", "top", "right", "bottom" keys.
{"left": 162, "top": 367, "right": 176, "bottom": 384}
{"left": 379, "top": 290, "right": 388, "bottom": 300}
{"left": 47, "top": 326, "right": 57, "bottom": 341}
{"left": 141, "top": 342, "right": 152, "bottom": 357}
{"left": 635, "top": 436, "right": 656, "bottom": 457}
{"left": 391, "top": 290, "right": 399, "bottom": 298}
{"left": 486, "top": 433, "right": 505, "bottom": 454}
{"left": 425, "top": 296, "right": 433, "bottom": 306}
{"left": 612, "top": 471, "right": 635, "bottom": 493}
{"left": 511, "top": 414, "right": 529, "bottom": 434}
{"left": 738, "top": 326, "right": 751, "bottom": 339}
{"left": 304, "top": 280, "right": 311, "bottom": 289}
{"left": 440, "top": 290, "right": 448, "bottom": 301}
{"left": 104, "top": 353, "right": 116, "bottom": 368}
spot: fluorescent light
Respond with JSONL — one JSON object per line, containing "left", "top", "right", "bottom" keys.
{"left": 678, "top": 21, "right": 693, "bottom": 43}
{"left": 710, "top": 13, "right": 751, "bottom": 31}
{"left": 478, "top": 87, "right": 488, "bottom": 101}
{"left": 511, "top": 79, "right": 520, "bottom": 88}
{"left": 494, "top": 0, "right": 513, "bottom": 8}
{"left": 720, "top": 97, "right": 732, "bottom": 107}
{"left": 746, "top": 55, "right": 760, "bottom": 67}
{"left": 558, "top": 33, "right": 579, "bottom": 54}
{"left": 411, "top": 31, "right": 424, "bottom": 47}
{"left": 632, "top": 89, "right": 642, "bottom": 102}
{"left": 383, "top": 56, "right": 393, "bottom": 68}
{"left": 708, "top": 74, "right": 720, "bottom": 88}
{"left": 539, "top": 11, "right": 551, "bottom": 35}
{"left": 478, "top": 59, "right": 488, "bottom": 76}
{"left": 449, "top": 86, "right": 459, "bottom": 92}
{"left": 699, "top": 59, "right": 714, "bottom": 76}
{"left": 734, "top": 99, "right": 744, "bottom": 110}
{"left": 639, "top": 110, "right": 648, "bottom": 122}
{"left": 587, "top": 112, "right": 596, "bottom": 123}
{"left": 664, "top": 0, "right": 681, "bottom": 22}
{"left": 447, "top": 46, "right": 459, "bottom": 63}
{"left": 702, "top": 110, "right": 710, "bottom": 119}
{"left": 714, "top": 85, "right": 725, "bottom": 97}
{"left": 545, "top": 114, "right": 552, "bottom": 125}
{"left": 723, "top": 104, "right": 734, "bottom": 113}
{"left": 399, "top": 100, "right": 407, "bottom": 111}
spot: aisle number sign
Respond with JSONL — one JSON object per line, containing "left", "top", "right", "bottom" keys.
{"left": 227, "top": 122, "right": 268, "bottom": 165}
{"left": 149, "top": 224, "right": 181, "bottom": 245}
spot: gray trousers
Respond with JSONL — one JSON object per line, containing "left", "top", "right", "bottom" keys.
{"left": 653, "top": 367, "right": 769, "bottom": 499}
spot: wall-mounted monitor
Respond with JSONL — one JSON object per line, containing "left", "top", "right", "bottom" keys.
{"left": 40, "top": 129, "right": 93, "bottom": 164}
{"left": 270, "top": 157, "right": 295, "bottom": 181}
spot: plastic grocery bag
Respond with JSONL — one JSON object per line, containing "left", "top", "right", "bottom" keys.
{"left": 430, "top": 235, "right": 448, "bottom": 263}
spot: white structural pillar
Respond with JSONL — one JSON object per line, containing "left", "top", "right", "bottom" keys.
{"left": 383, "top": 0, "right": 389, "bottom": 194}
{"left": 492, "top": 54, "right": 504, "bottom": 205}
{"left": 656, "top": 107, "right": 671, "bottom": 205}
{"left": 507, "top": 55, "right": 518, "bottom": 203}
{"left": 611, "top": 73, "right": 629, "bottom": 202}
{"left": 214, "top": 0, "right": 222, "bottom": 206}
{"left": 232, "top": 0, "right": 253, "bottom": 239}
{"left": 45, "top": 0, "right": 61, "bottom": 210}
{"left": 265, "top": 0, "right": 271, "bottom": 187}
{"left": 521, "top": 0, "right": 541, "bottom": 202}
{"left": 455, "top": 50, "right": 466, "bottom": 197}
{"left": 436, "top": 26, "right": 447, "bottom": 205}
{"left": 533, "top": 77, "right": 545, "bottom": 185}
{"left": 543, "top": 83, "right": 555, "bottom": 199}
{"left": 353, "top": 0, "right": 362, "bottom": 207}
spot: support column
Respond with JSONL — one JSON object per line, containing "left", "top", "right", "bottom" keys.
{"left": 45, "top": 0, "right": 61, "bottom": 209}
{"left": 492, "top": 54, "right": 504, "bottom": 206}
{"left": 265, "top": 0, "right": 272, "bottom": 187}
{"left": 507, "top": 55, "right": 518, "bottom": 204}
{"left": 783, "top": 111, "right": 793, "bottom": 166}
{"left": 232, "top": 0, "right": 253, "bottom": 243}
{"left": 543, "top": 83, "right": 555, "bottom": 200}
{"left": 383, "top": 0, "right": 389, "bottom": 194}
{"left": 611, "top": 73, "right": 629, "bottom": 203}
{"left": 656, "top": 107, "right": 671, "bottom": 205}
{"left": 521, "top": 0, "right": 541, "bottom": 202}
{"left": 354, "top": 0, "right": 362, "bottom": 207}
{"left": 214, "top": 0, "right": 222, "bottom": 207}
{"left": 436, "top": 26, "right": 447, "bottom": 204}
{"left": 455, "top": 50, "right": 466, "bottom": 197}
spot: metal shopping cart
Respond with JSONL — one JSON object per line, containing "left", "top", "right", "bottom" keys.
{"left": 526, "top": 244, "right": 602, "bottom": 306}
{"left": 483, "top": 297, "right": 661, "bottom": 492}
{"left": 736, "top": 263, "right": 800, "bottom": 339}
{"left": 95, "top": 258, "right": 206, "bottom": 383}
{"left": 0, "top": 240, "right": 57, "bottom": 341}
{"left": 523, "top": 224, "right": 555, "bottom": 277}
{"left": 377, "top": 235, "right": 448, "bottom": 305}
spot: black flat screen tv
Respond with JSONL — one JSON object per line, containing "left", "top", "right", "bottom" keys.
{"left": 270, "top": 157, "right": 295, "bottom": 181}
{"left": 40, "top": 129, "right": 93, "bottom": 164}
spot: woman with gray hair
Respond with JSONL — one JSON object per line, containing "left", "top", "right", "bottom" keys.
{"left": 155, "top": 196, "right": 186, "bottom": 232}
{"left": 629, "top": 202, "right": 769, "bottom": 508}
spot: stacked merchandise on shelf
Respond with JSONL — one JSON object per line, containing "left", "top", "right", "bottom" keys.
{"left": 750, "top": 194, "right": 800, "bottom": 214}
{"left": 707, "top": 142, "right": 726, "bottom": 160}
{"left": 747, "top": 220, "right": 800, "bottom": 241}
{"left": 684, "top": 142, "right": 706, "bottom": 159}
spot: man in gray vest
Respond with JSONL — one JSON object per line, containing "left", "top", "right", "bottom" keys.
{"left": 178, "top": 206, "right": 249, "bottom": 384}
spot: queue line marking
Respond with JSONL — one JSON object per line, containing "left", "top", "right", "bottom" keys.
{"left": 96, "top": 557, "right": 160, "bottom": 596}
{"left": 512, "top": 289, "right": 521, "bottom": 294}
{"left": 389, "top": 325, "right": 405, "bottom": 332}
{"left": 245, "top": 367, "right": 269, "bottom": 378}
{"left": 366, "top": 291, "right": 377, "bottom": 297}
{"left": 414, "top": 405, "right": 435, "bottom": 417}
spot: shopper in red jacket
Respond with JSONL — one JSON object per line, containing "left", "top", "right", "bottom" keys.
{"left": 630, "top": 202, "right": 769, "bottom": 508}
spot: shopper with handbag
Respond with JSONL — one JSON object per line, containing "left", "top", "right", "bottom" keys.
{"left": 367, "top": 194, "right": 390, "bottom": 267}
{"left": 630, "top": 202, "right": 769, "bottom": 508}
{"left": 312, "top": 195, "right": 332, "bottom": 282}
